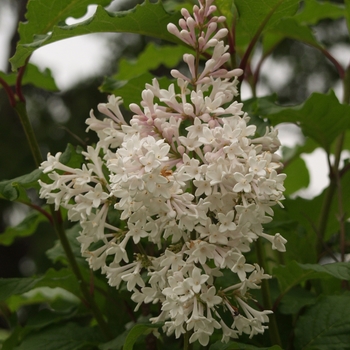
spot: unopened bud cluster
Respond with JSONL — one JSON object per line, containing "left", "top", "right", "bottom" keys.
{"left": 39, "top": 0, "right": 286, "bottom": 345}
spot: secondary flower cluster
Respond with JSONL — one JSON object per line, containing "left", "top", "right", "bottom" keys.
{"left": 39, "top": 0, "right": 286, "bottom": 346}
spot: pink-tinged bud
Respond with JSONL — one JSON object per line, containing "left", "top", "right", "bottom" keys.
{"left": 213, "top": 28, "right": 228, "bottom": 41}
{"left": 229, "top": 68, "right": 244, "bottom": 77}
{"left": 129, "top": 103, "right": 143, "bottom": 115}
{"left": 183, "top": 54, "right": 196, "bottom": 79}
{"left": 217, "top": 16, "right": 226, "bottom": 23}
{"left": 181, "top": 8, "right": 191, "bottom": 19}
{"left": 177, "top": 145, "right": 185, "bottom": 155}
{"left": 171, "top": 69, "right": 191, "bottom": 82}
{"left": 179, "top": 18, "right": 187, "bottom": 30}
{"left": 167, "top": 23, "right": 180, "bottom": 36}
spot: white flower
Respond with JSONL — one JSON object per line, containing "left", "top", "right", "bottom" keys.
{"left": 38, "top": 0, "right": 287, "bottom": 345}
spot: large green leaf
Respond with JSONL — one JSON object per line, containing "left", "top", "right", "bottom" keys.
{"left": 0, "top": 64, "right": 58, "bottom": 91}
{"left": 6, "top": 287, "right": 79, "bottom": 313}
{"left": 0, "top": 210, "right": 48, "bottom": 246}
{"left": 294, "top": 293, "right": 350, "bottom": 350}
{"left": 215, "top": 0, "right": 235, "bottom": 29}
{"left": 123, "top": 323, "right": 163, "bottom": 350}
{"left": 114, "top": 42, "right": 191, "bottom": 81}
{"left": 263, "top": 144, "right": 350, "bottom": 264}
{"left": 10, "top": 0, "right": 111, "bottom": 70}
{"left": 234, "top": 0, "right": 300, "bottom": 49}
{"left": 278, "top": 287, "right": 317, "bottom": 315}
{"left": 46, "top": 224, "right": 85, "bottom": 266}
{"left": 273, "top": 261, "right": 350, "bottom": 296}
{"left": 209, "top": 342, "right": 282, "bottom": 350}
{"left": 260, "top": 91, "right": 350, "bottom": 152}
{"left": 0, "top": 268, "right": 81, "bottom": 301}
{"left": 262, "top": 17, "right": 319, "bottom": 54}
{"left": 10, "top": 0, "right": 182, "bottom": 70}
{"left": 13, "top": 322, "right": 102, "bottom": 350}
{"left": 295, "top": 0, "right": 345, "bottom": 25}
{"left": 283, "top": 156, "right": 310, "bottom": 196}
{"left": 346, "top": 0, "right": 350, "bottom": 34}
{"left": 0, "top": 169, "right": 42, "bottom": 202}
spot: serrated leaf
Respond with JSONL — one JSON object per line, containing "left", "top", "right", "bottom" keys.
{"left": 10, "top": 0, "right": 111, "bottom": 69}
{"left": 273, "top": 261, "right": 350, "bottom": 295}
{"left": 294, "top": 293, "right": 350, "bottom": 350}
{"left": 295, "top": 0, "right": 345, "bottom": 25}
{"left": 284, "top": 156, "right": 309, "bottom": 196}
{"left": 13, "top": 322, "right": 102, "bottom": 350}
{"left": 234, "top": 0, "right": 300, "bottom": 49}
{"left": 0, "top": 169, "right": 42, "bottom": 201}
{"left": 262, "top": 91, "right": 350, "bottom": 152}
{"left": 11, "top": 0, "right": 182, "bottom": 70}
{"left": 0, "top": 210, "right": 48, "bottom": 246}
{"left": 123, "top": 323, "right": 163, "bottom": 350}
{"left": 0, "top": 64, "right": 58, "bottom": 91}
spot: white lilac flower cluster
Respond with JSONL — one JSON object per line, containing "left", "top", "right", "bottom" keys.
{"left": 39, "top": 0, "right": 287, "bottom": 346}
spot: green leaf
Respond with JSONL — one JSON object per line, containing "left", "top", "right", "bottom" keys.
{"left": 0, "top": 268, "right": 81, "bottom": 302}
{"left": 123, "top": 323, "right": 162, "bottom": 350}
{"left": 0, "top": 169, "right": 42, "bottom": 201}
{"left": 209, "top": 342, "right": 282, "bottom": 350}
{"left": 294, "top": 293, "right": 350, "bottom": 350}
{"left": 268, "top": 166, "right": 350, "bottom": 263}
{"left": 13, "top": 322, "right": 102, "bottom": 350}
{"left": 6, "top": 287, "right": 79, "bottom": 313}
{"left": 46, "top": 224, "right": 84, "bottom": 266}
{"left": 0, "top": 64, "right": 58, "bottom": 91}
{"left": 278, "top": 287, "right": 317, "bottom": 315}
{"left": 10, "top": 0, "right": 111, "bottom": 70}
{"left": 0, "top": 210, "right": 48, "bottom": 246}
{"left": 0, "top": 277, "right": 39, "bottom": 301}
{"left": 262, "top": 91, "right": 350, "bottom": 152}
{"left": 346, "top": 0, "right": 350, "bottom": 34}
{"left": 263, "top": 17, "right": 319, "bottom": 54}
{"left": 273, "top": 261, "right": 350, "bottom": 296}
{"left": 58, "top": 144, "right": 84, "bottom": 168}
{"left": 99, "top": 331, "right": 128, "bottom": 350}
{"left": 10, "top": 0, "right": 182, "bottom": 70}
{"left": 295, "top": 0, "right": 345, "bottom": 25}
{"left": 283, "top": 156, "right": 309, "bottom": 196}
{"left": 114, "top": 42, "right": 191, "bottom": 81}
{"left": 234, "top": 0, "right": 300, "bottom": 49}
{"left": 216, "top": 0, "right": 235, "bottom": 29}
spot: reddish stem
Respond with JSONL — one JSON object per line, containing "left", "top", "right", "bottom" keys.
{"left": 0, "top": 76, "right": 16, "bottom": 107}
